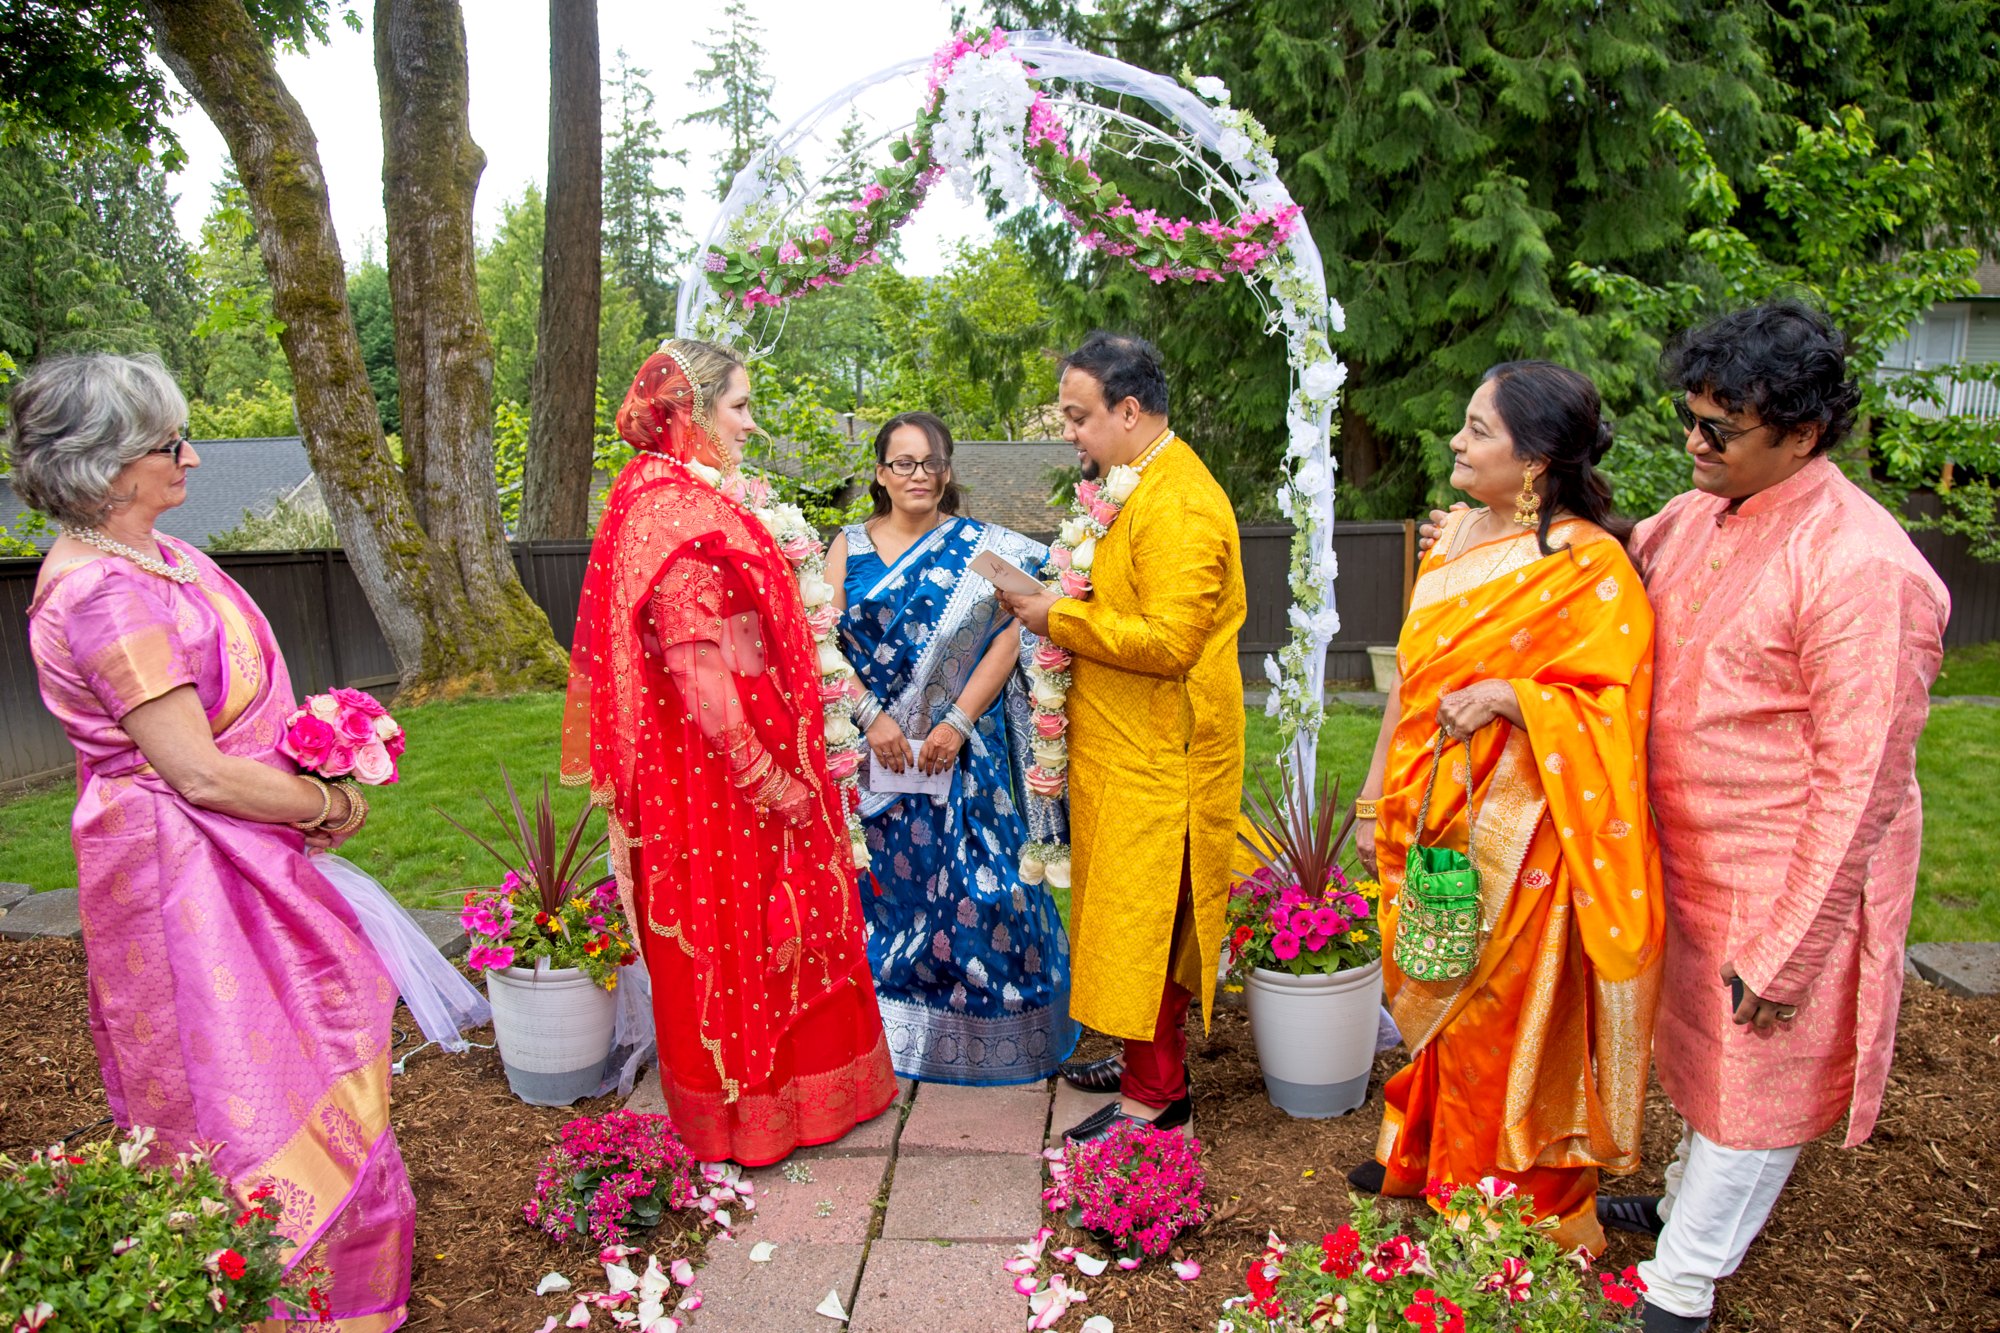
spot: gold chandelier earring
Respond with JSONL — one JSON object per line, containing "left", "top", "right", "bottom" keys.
{"left": 1513, "top": 465, "right": 1541, "bottom": 528}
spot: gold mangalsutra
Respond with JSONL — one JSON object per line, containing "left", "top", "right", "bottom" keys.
{"left": 1513, "top": 466, "right": 1541, "bottom": 528}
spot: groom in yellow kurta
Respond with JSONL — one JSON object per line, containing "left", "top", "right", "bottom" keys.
{"left": 998, "top": 332, "right": 1246, "bottom": 1141}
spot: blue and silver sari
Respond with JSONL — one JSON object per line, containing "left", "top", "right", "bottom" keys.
{"left": 840, "top": 515, "right": 1079, "bottom": 1085}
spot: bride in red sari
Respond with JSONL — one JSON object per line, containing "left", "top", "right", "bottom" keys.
{"left": 563, "top": 339, "right": 898, "bottom": 1165}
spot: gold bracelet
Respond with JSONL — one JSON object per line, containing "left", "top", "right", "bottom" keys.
{"left": 324, "top": 780, "right": 368, "bottom": 836}
{"left": 293, "top": 775, "right": 333, "bottom": 831}
{"left": 1354, "top": 798, "right": 1379, "bottom": 821}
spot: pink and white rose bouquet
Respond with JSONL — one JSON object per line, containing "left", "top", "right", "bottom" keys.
{"left": 279, "top": 688, "right": 404, "bottom": 785}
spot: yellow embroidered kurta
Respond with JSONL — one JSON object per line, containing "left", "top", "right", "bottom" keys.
{"left": 1048, "top": 436, "right": 1247, "bottom": 1041}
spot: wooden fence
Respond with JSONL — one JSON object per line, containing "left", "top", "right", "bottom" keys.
{"left": 7, "top": 514, "right": 1996, "bottom": 789}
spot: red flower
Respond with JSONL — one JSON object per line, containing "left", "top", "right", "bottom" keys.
{"left": 535, "top": 911, "right": 551, "bottom": 926}
{"left": 1365, "top": 1233, "right": 1428, "bottom": 1282}
{"left": 1402, "top": 1289, "right": 1465, "bottom": 1333}
{"left": 1245, "top": 1258, "right": 1280, "bottom": 1301}
{"left": 1599, "top": 1268, "right": 1644, "bottom": 1310}
{"left": 214, "top": 1248, "right": 247, "bottom": 1280}
{"left": 1423, "top": 1176, "right": 1460, "bottom": 1208}
{"left": 1319, "top": 1223, "right": 1361, "bottom": 1278}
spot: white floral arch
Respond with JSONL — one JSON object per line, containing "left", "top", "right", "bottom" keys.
{"left": 674, "top": 28, "right": 1346, "bottom": 792}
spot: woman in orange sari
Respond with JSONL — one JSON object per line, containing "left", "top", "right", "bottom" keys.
{"left": 1351, "top": 361, "right": 1664, "bottom": 1254}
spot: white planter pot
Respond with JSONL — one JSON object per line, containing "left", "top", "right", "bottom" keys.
{"left": 486, "top": 963, "right": 616, "bottom": 1107}
{"left": 1366, "top": 645, "right": 1399, "bottom": 693}
{"left": 1244, "top": 959, "right": 1384, "bottom": 1119}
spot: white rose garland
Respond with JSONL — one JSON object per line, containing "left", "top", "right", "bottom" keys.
{"left": 676, "top": 458, "right": 871, "bottom": 869}
{"left": 1016, "top": 442, "right": 1172, "bottom": 889}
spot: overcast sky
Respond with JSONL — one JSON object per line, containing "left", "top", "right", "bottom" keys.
{"left": 159, "top": 0, "right": 995, "bottom": 278}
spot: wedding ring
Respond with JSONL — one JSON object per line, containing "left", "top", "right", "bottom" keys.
{"left": 1777, "top": 1007, "right": 1798, "bottom": 1021}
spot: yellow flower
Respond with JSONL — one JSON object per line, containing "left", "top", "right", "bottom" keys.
{"left": 1348, "top": 929, "right": 1369, "bottom": 942}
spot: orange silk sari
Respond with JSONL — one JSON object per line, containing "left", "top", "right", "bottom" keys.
{"left": 1373, "top": 512, "right": 1664, "bottom": 1254}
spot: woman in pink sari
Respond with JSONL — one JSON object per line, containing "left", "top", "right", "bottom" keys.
{"left": 12, "top": 354, "right": 413, "bottom": 1331}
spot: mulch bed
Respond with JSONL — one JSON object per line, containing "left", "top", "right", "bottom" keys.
{"left": 4, "top": 937, "right": 1996, "bottom": 1331}
{"left": 0, "top": 939, "right": 693, "bottom": 1332}
{"left": 1053, "top": 986, "right": 2000, "bottom": 1332}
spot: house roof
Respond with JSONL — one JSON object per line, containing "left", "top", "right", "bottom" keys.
{"left": 1, "top": 436, "right": 315, "bottom": 550}
{"left": 950, "top": 441, "right": 1072, "bottom": 537}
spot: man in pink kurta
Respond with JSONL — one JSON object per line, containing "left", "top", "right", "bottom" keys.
{"left": 1616, "top": 302, "right": 1948, "bottom": 1332}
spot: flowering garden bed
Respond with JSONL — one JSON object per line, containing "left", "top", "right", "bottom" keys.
{"left": 3, "top": 936, "right": 1995, "bottom": 1331}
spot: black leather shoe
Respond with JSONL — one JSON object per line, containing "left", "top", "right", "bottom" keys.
{"left": 1061, "top": 1099, "right": 1121, "bottom": 1141}
{"left": 1641, "top": 1302, "right": 1708, "bottom": 1332}
{"left": 1599, "top": 1193, "right": 1665, "bottom": 1239}
{"left": 1058, "top": 1054, "right": 1125, "bottom": 1093}
{"left": 1064, "top": 1093, "right": 1192, "bottom": 1144}
{"left": 1346, "top": 1160, "right": 1386, "bottom": 1195}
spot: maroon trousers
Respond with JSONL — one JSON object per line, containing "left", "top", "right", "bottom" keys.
{"left": 1119, "top": 848, "right": 1196, "bottom": 1109}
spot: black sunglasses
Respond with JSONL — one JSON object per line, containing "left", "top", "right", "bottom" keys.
{"left": 147, "top": 428, "right": 192, "bottom": 464}
{"left": 1672, "top": 398, "right": 1765, "bottom": 454}
{"left": 881, "top": 457, "right": 948, "bottom": 477}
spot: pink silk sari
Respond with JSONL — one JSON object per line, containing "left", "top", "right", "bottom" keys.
{"left": 27, "top": 536, "right": 412, "bottom": 1332}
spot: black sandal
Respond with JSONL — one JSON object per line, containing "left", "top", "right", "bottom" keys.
{"left": 1598, "top": 1194, "right": 1665, "bottom": 1239}
{"left": 1058, "top": 1054, "right": 1125, "bottom": 1093}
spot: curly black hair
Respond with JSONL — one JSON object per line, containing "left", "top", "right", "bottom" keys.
{"left": 1662, "top": 299, "right": 1862, "bottom": 457}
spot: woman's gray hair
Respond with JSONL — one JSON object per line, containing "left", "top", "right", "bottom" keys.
{"left": 4, "top": 353, "right": 189, "bottom": 527}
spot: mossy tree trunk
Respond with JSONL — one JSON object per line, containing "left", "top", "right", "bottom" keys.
{"left": 518, "top": 0, "right": 601, "bottom": 541}
{"left": 143, "top": 0, "right": 568, "bottom": 698}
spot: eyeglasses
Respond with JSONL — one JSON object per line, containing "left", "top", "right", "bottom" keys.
{"left": 147, "top": 428, "right": 191, "bottom": 464}
{"left": 1672, "top": 398, "right": 1765, "bottom": 453}
{"left": 881, "top": 457, "right": 948, "bottom": 477}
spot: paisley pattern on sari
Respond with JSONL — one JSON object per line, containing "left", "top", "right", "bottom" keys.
{"left": 841, "top": 517, "right": 1079, "bottom": 1085}
{"left": 28, "top": 536, "right": 412, "bottom": 1331}
{"left": 1371, "top": 512, "right": 1665, "bottom": 1255}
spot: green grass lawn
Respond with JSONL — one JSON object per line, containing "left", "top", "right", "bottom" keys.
{"left": 3, "top": 690, "right": 1996, "bottom": 941}
{"left": 1932, "top": 641, "right": 2000, "bottom": 697}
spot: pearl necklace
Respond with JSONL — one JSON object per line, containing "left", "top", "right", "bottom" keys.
{"left": 60, "top": 525, "right": 200, "bottom": 585}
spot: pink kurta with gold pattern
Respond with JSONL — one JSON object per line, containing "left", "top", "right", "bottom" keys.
{"left": 1631, "top": 458, "right": 1947, "bottom": 1150}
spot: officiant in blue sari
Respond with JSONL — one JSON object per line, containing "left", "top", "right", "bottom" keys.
{"left": 825, "top": 412, "right": 1079, "bottom": 1085}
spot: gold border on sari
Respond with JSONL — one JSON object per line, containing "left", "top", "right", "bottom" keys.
{"left": 240, "top": 1054, "right": 393, "bottom": 1266}
{"left": 1408, "top": 517, "right": 1590, "bottom": 617}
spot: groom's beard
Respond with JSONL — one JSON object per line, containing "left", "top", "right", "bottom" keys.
{"left": 1079, "top": 456, "right": 1101, "bottom": 481}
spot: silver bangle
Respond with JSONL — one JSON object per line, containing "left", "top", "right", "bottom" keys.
{"left": 942, "top": 704, "right": 976, "bottom": 741}
{"left": 852, "top": 693, "right": 883, "bottom": 730}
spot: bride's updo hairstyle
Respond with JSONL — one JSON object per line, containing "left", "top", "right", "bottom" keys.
{"left": 1480, "top": 360, "right": 1627, "bottom": 554}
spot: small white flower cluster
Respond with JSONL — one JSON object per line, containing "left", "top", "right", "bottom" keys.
{"left": 933, "top": 48, "right": 1040, "bottom": 210}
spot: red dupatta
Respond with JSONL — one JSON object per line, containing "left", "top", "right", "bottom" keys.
{"left": 562, "top": 351, "right": 862, "bottom": 1099}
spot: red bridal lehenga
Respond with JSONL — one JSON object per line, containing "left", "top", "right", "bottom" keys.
{"left": 562, "top": 348, "right": 897, "bottom": 1165}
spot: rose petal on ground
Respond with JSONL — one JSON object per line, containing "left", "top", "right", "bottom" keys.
{"left": 1003, "top": 1255, "right": 1039, "bottom": 1275}
{"left": 1171, "top": 1259, "right": 1202, "bottom": 1281}
{"left": 1013, "top": 1275, "right": 1039, "bottom": 1296}
{"left": 537, "top": 1273, "right": 573, "bottom": 1296}
{"left": 1040, "top": 1147, "right": 1065, "bottom": 1161}
{"left": 1050, "top": 1247, "right": 1079, "bottom": 1265}
{"left": 1081, "top": 1318, "right": 1115, "bottom": 1333}
{"left": 715, "top": 1209, "right": 732, "bottom": 1229}
{"left": 815, "top": 1288, "right": 849, "bottom": 1321}
{"left": 750, "top": 1242, "right": 779, "bottom": 1263}
{"left": 678, "top": 1292, "right": 703, "bottom": 1312}
{"left": 535, "top": 1320, "right": 558, "bottom": 1333}
{"left": 604, "top": 1262, "right": 640, "bottom": 1294}
{"left": 669, "top": 1258, "right": 695, "bottom": 1286}
{"left": 564, "top": 1301, "right": 592, "bottom": 1328}
{"left": 1115, "top": 1257, "right": 1143, "bottom": 1270}
{"left": 1073, "top": 1253, "right": 1109, "bottom": 1277}
{"left": 599, "top": 1246, "right": 640, "bottom": 1265}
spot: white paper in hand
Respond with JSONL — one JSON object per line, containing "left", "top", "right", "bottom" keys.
{"left": 969, "top": 549, "right": 1044, "bottom": 596}
{"left": 867, "top": 741, "right": 952, "bottom": 798}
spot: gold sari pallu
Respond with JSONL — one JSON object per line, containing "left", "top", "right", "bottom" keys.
{"left": 1374, "top": 514, "right": 1666, "bottom": 1248}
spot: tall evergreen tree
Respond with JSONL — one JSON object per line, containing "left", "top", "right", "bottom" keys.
{"left": 602, "top": 48, "right": 689, "bottom": 336}
{"left": 0, "top": 139, "right": 178, "bottom": 371}
{"left": 60, "top": 148, "right": 203, "bottom": 384}
{"left": 989, "top": 0, "right": 2000, "bottom": 517}
{"left": 684, "top": 0, "right": 776, "bottom": 200}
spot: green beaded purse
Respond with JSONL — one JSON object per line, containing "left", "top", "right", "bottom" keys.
{"left": 1395, "top": 733, "right": 1484, "bottom": 982}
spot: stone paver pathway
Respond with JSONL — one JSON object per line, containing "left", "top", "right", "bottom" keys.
{"left": 627, "top": 1071, "right": 1117, "bottom": 1331}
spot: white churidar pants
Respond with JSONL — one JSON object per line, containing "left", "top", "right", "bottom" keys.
{"left": 1636, "top": 1123, "right": 1804, "bottom": 1318}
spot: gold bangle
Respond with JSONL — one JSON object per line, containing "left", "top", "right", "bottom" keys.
{"left": 1354, "top": 799, "right": 1379, "bottom": 821}
{"left": 293, "top": 775, "right": 333, "bottom": 830}
{"left": 325, "top": 780, "right": 367, "bottom": 836}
